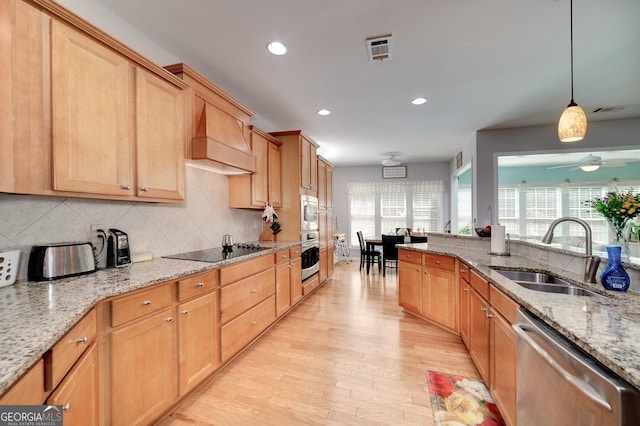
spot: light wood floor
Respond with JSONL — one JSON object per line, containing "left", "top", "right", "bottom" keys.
{"left": 159, "top": 261, "right": 479, "bottom": 425}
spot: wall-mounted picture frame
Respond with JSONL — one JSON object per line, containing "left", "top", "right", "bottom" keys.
{"left": 382, "top": 166, "right": 407, "bottom": 179}
{"left": 456, "top": 152, "right": 463, "bottom": 169}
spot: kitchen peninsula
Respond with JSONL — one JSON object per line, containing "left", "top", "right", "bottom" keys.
{"left": 400, "top": 233, "right": 640, "bottom": 388}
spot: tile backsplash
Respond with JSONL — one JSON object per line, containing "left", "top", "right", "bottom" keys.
{"left": 0, "top": 165, "right": 263, "bottom": 282}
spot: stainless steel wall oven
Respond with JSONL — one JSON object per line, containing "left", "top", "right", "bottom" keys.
{"left": 301, "top": 231, "right": 319, "bottom": 281}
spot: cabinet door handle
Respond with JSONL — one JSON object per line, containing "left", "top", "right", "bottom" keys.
{"left": 251, "top": 321, "right": 257, "bottom": 326}
{"left": 142, "top": 300, "right": 151, "bottom": 306}
{"left": 197, "top": 282, "right": 204, "bottom": 287}
{"left": 165, "top": 317, "right": 174, "bottom": 323}
{"left": 122, "top": 184, "right": 131, "bottom": 190}
{"left": 75, "top": 336, "right": 88, "bottom": 344}
{"left": 62, "top": 402, "right": 70, "bottom": 411}
{"left": 460, "top": 269, "right": 467, "bottom": 273}
{"left": 463, "top": 287, "right": 469, "bottom": 292}
{"left": 181, "top": 310, "right": 188, "bottom": 315}
{"left": 480, "top": 307, "right": 487, "bottom": 312}
{"left": 140, "top": 186, "right": 148, "bottom": 192}
{"left": 251, "top": 289, "right": 257, "bottom": 294}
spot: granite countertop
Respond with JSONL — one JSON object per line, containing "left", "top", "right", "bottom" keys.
{"left": 399, "top": 242, "right": 640, "bottom": 391}
{"left": 0, "top": 241, "right": 299, "bottom": 395}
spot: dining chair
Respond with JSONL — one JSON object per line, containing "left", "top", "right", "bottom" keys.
{"left": 357, "top": 231, "right": 381, "bottom": 274}
{"left": 410, "top": 235, "right": 428, "bottom": 243}
{"left": 382, "top": 234, "right": 404, "bottom": 276}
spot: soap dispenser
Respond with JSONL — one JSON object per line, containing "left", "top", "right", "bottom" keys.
{"left": 600, "top": 245, "right": 630, "bottom": 292}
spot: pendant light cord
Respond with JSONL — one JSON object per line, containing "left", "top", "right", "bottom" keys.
{"left": 569, "top": 0, "right": 575, "bottom": 104}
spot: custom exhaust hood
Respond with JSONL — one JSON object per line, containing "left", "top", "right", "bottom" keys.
{"left": 188, "top": 99, "right": 256, "bottom": 174}
{"left": 165, "top": 63, "right": 256, "bottom": 175}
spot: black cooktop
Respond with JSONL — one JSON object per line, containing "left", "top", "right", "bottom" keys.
{"left": 163, "top": 244, "right": 266, "bottom": 263}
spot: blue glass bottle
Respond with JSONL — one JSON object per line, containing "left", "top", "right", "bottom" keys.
{"left": 600, "top": 245, "right": 631, "bottom": 291}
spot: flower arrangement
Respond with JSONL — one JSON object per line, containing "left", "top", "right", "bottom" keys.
{"left": 587, "top": 189, "right": 640, "bottom": 242}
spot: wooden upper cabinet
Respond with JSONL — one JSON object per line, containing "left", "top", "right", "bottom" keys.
{"left": 51, "top": 19, "right": 133, "bottom": 196}
{"left": 2, "top": 3, "right": 187, "bottom": 203}
{"left": 228, "top": 126, "right": 282, "bottom": 209}
{"left": 300, "top": 136, "right": 318, "bottom": 192}
{"left": 317, "top": 156, "right": 333, "bottom": 211}
{"left": 135, "top": 67, "right": 185, "bottom": 200}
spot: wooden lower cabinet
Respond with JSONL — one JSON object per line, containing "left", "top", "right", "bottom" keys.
{"left": 490, "top": 307, "right": 517, "bottom": 426}
{"left": 0, "top": 358, "right": 47, "bottom": 405}
{"left": 221, "top": 296, "right": 276, "bottom": 362}
{"left": 469, "top": 287, "right": 490, "bottom": 384}
{"left": 302, "top": 275, "right": 320, "bottom": 295}
{"left": 47, "top": 343, "right": 99, "bottom": 426}
{"left": 110, "top": 308, "right": 175, "bottom": 426}
{"left": 422, "top": 266, "right": 456, "bottom": 329}
{"left": 319, "top": 247, "right": 328, "bottom": 283}
{"left": 459, "top": 281, "right": 470, "bottom": 348}
{"left": 398, "top": 260, "right": 422, "bottom": 313}
{"left": 178, "top": 292, "right": 219, "bottom": 395}
{"left": 290, "top": 256, "right": 303, "bottom": 305}
{"left": 276, "top": 257, "right": 291, "bottom": 317}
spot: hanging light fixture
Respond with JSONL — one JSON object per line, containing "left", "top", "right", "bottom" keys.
{"left": 558, "top": 0, "right": 587, "bottom": 143}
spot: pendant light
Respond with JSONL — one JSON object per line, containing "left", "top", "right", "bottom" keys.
{"left": 558, "top": 0, "right": 587, "bottom": 142}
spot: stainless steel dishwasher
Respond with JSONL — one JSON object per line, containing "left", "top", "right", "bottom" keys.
{"left": 513, "top": 308, "right": 640, "bottom": 426}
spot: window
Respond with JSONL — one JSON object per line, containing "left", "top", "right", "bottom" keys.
{"left": 380, "top": 192, "right": 406, "bottom": 235}
{"left": 347, "top": 181, "right": 444, "bottom": 247}
{"left": 498, "top": 187, "right": 518, "bottom": 236}
{"left": 413, "top": 192, "right": 441, "bottom": 232}
{"left": 525, "top": 187, "right": 560, "bottom": 238}
{"left": 349, "top": 193, "right": 375, "bottom": 248}
{"left": 569, "top": 186, "right": 607, "bottom": 243}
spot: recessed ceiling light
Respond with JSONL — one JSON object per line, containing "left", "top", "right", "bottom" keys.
{"left": 267, "top": 41, "right": 287, "bottom": 55}
{"left": 411, "top": 97, "right": 427, "bottom": 105}
{"left": 317, "top": 109, "right": 331, "bottom": 116}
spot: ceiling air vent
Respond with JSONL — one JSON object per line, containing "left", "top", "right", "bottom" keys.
{"left": 367, "top": 34, "right": 392, "bottom": 62}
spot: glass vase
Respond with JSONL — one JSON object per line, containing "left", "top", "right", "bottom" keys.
{"left": 606, "top": 219, "right": 632, "bottom": 260}
{"left": 600, "top": 245, "right": 630, "bottom": 292}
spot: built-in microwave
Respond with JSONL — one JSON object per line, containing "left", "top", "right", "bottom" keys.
{"left": 301, "top": 195, "right": 319, "bottom": 231}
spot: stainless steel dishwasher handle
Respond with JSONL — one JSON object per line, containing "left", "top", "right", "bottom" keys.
{"left": 512, "top": 322, "right": 613, "bottom": 412}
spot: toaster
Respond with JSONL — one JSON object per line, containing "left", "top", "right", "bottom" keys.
{"left": 28, "top": 242, "right": 96, "bottom": 281}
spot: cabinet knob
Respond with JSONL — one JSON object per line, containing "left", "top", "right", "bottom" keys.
{"left": 251, "top": 289, "right": 257, "bottom": 294}
{"left": 165, "top": 317, "right": 174, "bottom": 323}
{"left": 62, "top": 402, "right": 70, "bottom": 412}
{"left": 140, "top": 186, "right": 148, "bottom": 192}
{"left": 251, "top": 321, "right": 257, "bottom": 326}
{"left": 480, "top": 307, "right": 487, "bottom": 312}
{"left": 435, "top": 260, "right": 440, "bottom": 264}
{"left": 181, "top": 310, "right": 188, "bottom": 315}
{"left": 486, "top": 313, "right": 494, "bottom": 318}
{"left": 197, "top": 282, "right": 204, "bottom": 287}
{"left": 142, "top": 300, "right": 151, "bottom": 306}
{"left": 75, "top": 336, "right": 88, "bottom": 344}
{"left": 460, "top": 269, "right": 467, "bottom": 273}
{"left": 463, "top": 287, "right": 469, "bottom": 292}
{"left": 122, "top": 184, "right": 131, "bottom": 190}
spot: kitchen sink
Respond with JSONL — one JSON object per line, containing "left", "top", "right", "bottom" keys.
{"left": 493, "top": 269, "right": 604, "bottom": 298}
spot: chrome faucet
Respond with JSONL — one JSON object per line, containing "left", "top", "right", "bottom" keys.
{"left": 541, "top": 217, "right": 600, "bottom": 283}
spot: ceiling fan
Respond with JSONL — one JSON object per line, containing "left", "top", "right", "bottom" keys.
{"left": 381, "top": 153, "right": 401, "bottom": 167}
{"left": 547, "top": 154, "right": 631, "bottom": 172}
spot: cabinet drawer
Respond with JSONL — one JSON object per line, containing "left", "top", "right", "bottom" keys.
{"left": 302, "top": 275, "right": 320, "bottom": 295}
{"left": 221, "top": 295, "right": 276, "bottom": 362}
{"left": 178, "top": 270, "right": 218, "bottom": 301}
{"left": 111, "top": 283, "right": 172, "bottom": 327}
{"left": 48, "top": 308, "right": 97, "bottom": 390}
{"left": 289, "top": 246, "right": 301, "bottom": 258}
{"left": 220, "top": 268, "right": 275, "bottom": 323}
{"left": 220, "top": 254, "right": 274, "bottom": 286}
{"left": 0, "top": 358, "right": 47, "bottom": 405}
{"left": 458, "top": 261, "right": 471, "bottom": 283}
{"left": 423, "top": 253, "right": 455, "bottom": 271}
{"left": 470, "top": 270, "right": 490, "bottom": 300}
{"left": 490, "top": 285, "right": 520, "bottom": 324}
{"left": 275, "top": 250, "right": 290, "bottom": 264}
{"left": 398, "top": 248, "right": 421, "bottom": 265}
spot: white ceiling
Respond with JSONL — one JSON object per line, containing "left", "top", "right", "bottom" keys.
{"left": 92, "top": 0, "right": 640, "bottom": 167}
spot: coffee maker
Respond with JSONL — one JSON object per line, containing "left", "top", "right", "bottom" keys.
{"left": 107, "top": 228, "right": 131, "bottom": 268}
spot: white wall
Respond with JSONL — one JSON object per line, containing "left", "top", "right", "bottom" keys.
{"left": 332, "top": 162, "right": 451, "bottom": 247}
{"left": 475, "top": 117, "right": 640, "bottom": 226}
